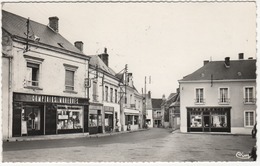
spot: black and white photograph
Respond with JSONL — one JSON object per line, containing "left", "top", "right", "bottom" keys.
{"left": 1, "top": 0, "right": 259, "bottom": 164}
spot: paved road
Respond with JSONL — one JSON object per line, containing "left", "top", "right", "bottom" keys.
{"left": 2, "top": 128, "right": 256, "bottom": 162}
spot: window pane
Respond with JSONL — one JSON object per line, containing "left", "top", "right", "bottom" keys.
{"left": 245, "top": 112, "right": 249, "bottom": 126}
{"left": 190, "top": 115, "right": 202, "bottom": 127}
{"left": 249, "top": 112, "right": 254, "bottom": 126}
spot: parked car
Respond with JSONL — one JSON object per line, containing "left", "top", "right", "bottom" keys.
{"left": 252, "top": 123, "right": 257, "bottom": 138}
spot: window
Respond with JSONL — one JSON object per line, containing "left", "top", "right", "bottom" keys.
{"left": 219, "top": 88, "right": 229, "bottom": 104}
{"left": 93, "top": 81, "right": 98, "bottom": 101}
{"left": 105, "top": 86, "right": 108, "bottom": 101}
{"left": 244, "top": 111, "right": 255, "bottom": 127}
{"left": 110, "top": 88, "right": 113, "bottom": 102}
{"left": 211, "top": 112, "right": 227, "bottom": 128}
{"left": 65, "top": 70, "right": 74, "bottom": 91}
{"left": 26, "top": 62, "right": 39, "bottom": 86}
{"left": 115, "top": 89, "right": 118, "bottom": 103}
{"left": 24, "top": 55, "right": 44, "bottom": 88}
{"left": 57, "top": 105, "right": 83, "bottom": 130}
{"left": 134, "top": 116, "right": 138, "bottom": 125}
{"left": 244, "top": 87, "right": 255, "bottom": 103}
{"left": 125, "top": 115, "right": 133, "bottom": 125}
{"left": 190, "top": 112, "right": 202, "bottom": 127}
{"left": 195, "top": 88, "right": 204, "bottom": 104}
{"left": 64, "top": 64, "right": 78, "bottom": 92}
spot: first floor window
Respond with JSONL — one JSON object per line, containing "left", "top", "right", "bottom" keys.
{"left": 26, "top": 62, "right": 39, "bottom": 86}
{"left": 244, "top": 111, "right": 255, "bottom": 127}
{"left": 105, "top": 86, "right": 108, "bottom": 101}
{"left": 65, "top": 70, "right": 75, "bottom": 91}
{"left": 115, "top": 89, "right": 118, "bottom": 103}
{"left": 244, "top": 87, "right": 255, "bottom": 103}
{"left": 219, "top": 88, "right": 229, "bottom": 103}
{"left": 195, "top": 88, "right": 204, "bottom": 103}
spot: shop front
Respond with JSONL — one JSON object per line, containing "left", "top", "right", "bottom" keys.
{"left": 89, "top": 103, "right": 103, "bottom": 135}
{"left": 187, "top": 107, "right": 231, "bottom": 132}
{"left": 12, "top": 92, "right": 89, "bottom": 137}
{"left": 124, "top": 108, "right": 139, "bottom": 131}
{"left": 104, "top": 106, "right": 114, "bottom": 132}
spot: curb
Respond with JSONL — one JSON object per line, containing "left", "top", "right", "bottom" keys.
{"left": 5, "top": 129, "right": 149, "bottom": 142}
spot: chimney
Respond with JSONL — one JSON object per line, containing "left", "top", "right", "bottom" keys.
{"left": 74, "top": 41, "right": 84, "bottom": 52}
{"left": 238, "top": 53, "right": 244, "bottom": 60}
{"left": 224, "top": 57, "right": 230, "bottom": 68}
{"left": 49, "top": 16, "right": 59, "bottom": 32}
{"left": 162, "top": 94, "right": 166, "bottom": 101}
{"left": 176, "top": 88, "right": 180, "bottom": 93}
{"left": 203, "top": 60, "right": 209, "bottom": 66}
{"left": 148, "top": 91, "right": 151, "bottom": 99}
{"left": 98, "top": 47, "right": 109, "bottom": 67}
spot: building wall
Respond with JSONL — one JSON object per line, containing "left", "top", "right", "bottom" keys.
{"left": 12, "top": 42, "right": 88, "bottom": 97}
{"left": 179, "top": 80, "right": 256, "bottom": 134}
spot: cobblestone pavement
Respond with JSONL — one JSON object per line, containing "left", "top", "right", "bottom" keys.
{"left": 2, "top": 128, "right": 256, "bottom": 162}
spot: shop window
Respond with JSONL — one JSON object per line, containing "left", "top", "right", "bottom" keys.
{"left": 219, "top": 88, "right": 230, "bottom": 104}
{"left": 64, "top": 64, "right": 78, "bottom": 92}
{"left": 244, "top": 111, "right": 255, "bottom": 127}
{"left": 211, "top": 112, "right": 227, "bottom": 128}
{"left": 190, "top": 112, "right": 202, "bottom": 127}
{"left": 244, "top": 87, "right": 255, "bottom": 104}
{"left": 57, "top": 105, "right": 83, "bottom": 130}
{"left": 89, "top": 114, "right": 98, "bottom": 127}
{"left": 125, "top": 115, "right": 133, "bottom": 125}
{"left": 134, "top": 116, "right": 138, "bottom": 125}
{"left": 195, "top": 88, "right": 204, "bottom": 104}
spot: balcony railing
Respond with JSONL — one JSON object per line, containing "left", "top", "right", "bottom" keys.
{"left": 194, "top": 98, "right": 205, "bottom": 104}
{"left": 244, "top": 98, "right": 256, "bottom": 104}
{"left": 218, "top": 98, "right": 230, "bottom": 104}
{"left": 25, "top": 80, "right": 39, "bottom": 87}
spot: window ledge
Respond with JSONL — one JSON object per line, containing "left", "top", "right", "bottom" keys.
{"left": 194, "top": 103, "right": 205, "bottom": 105}
{"left": 218, "top": 102, "right": 230, "bottom": 105}
{"left": 24, "top": 86, "right": 43, "bottom": 90}
{"left": 63, "top": 90, "right": 78, "bottom": 94}
{"left": 244, "top": 102, "right": 255, "bottom": 105}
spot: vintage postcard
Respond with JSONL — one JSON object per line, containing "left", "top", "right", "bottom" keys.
{"left": 1, "top": 0, "right": 258, "bottom": 165}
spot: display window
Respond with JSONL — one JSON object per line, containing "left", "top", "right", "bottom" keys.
{"left": 190, "top": 112, "right": 202, "bottom": 127}
{"left": 57, "top": 105, "right": 83, "bottom": 130}
{"left": 211, "top": 112, "right": 227, "bottom": 128}
{"left": 134, "top": 116, "right": 138, "bottom": 125}
{"left": 89, "top": 114, "right": 98, "bottom": 127}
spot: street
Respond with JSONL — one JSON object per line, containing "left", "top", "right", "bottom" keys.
{"left": 2, "top": 128, "right": 256, "bottom": 162}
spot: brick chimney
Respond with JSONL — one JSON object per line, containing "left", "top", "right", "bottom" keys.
{"left": 49, "top": 16, "right": 59, "bottom": 32}
{"left": 203, "top": 60, "right": 209, "bottom": 66}
{"left": 74, "top": 41, "right": 84, "bottom": 52}
{"left": 238, "top": 53, "right": 244, "bottom": 60}
{"left": 98, "top": 47, "right": 109, "bottom": 67}
{"left": 224, "top": 57, "right": 230, "bottom": 68}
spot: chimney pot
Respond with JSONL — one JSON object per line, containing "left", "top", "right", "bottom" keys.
{"left": 239, "top": 53, "right": 244, "bottom": 60}
{"left": 74, "top": 41, "right": 84, "bottom": 52}
{"left": 224, "top": 57, "right": 230, "bottom": 68}
{"left": 49, "top": 16, "right": 59, "bottom": 32}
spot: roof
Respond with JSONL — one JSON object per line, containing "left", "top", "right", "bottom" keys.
{"left": 179, "top": 59, "right": 256, "bottom": 82}
{"left": 2, "top": 10, "right": 86, "bottom": 56}
{"left": 152, "top": 98, "right": 163, "bottom": 109}
{"left": 89, "top": 55, "right": 116, "bottom": 76}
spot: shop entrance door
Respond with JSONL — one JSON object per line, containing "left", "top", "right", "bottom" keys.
{"left": 105, "top": 113, "right": 113, "bottom": 132}
{"left": 23, "top": 105, "right": 44, "bottom": 136}
{"left": 203, "top": 116, "right": 210, "bottom": 132}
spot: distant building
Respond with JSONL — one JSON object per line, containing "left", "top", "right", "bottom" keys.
{"left": 2, "top": 10, "right": 90, "bottom": 140}
{"left": 144, "top": 91, "right": 153, "bottom": 128}
{"left": 168, "top": 90, "right": 180, "bottom": 130}
{"left": 152, "top": 98, "right": 163, "bottom": 128}
{"left": 178, "top": 54, "right": 256, "bottom": 134}
{"left": 117, "top": 73, "right": 143, "bottom": 131}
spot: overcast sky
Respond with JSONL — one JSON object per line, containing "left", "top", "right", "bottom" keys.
{"left": 2, "top": 1, "right": 256, "bottom": 98}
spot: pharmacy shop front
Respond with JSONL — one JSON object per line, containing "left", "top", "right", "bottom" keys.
{"left": 12, "top": 92, "right": 89, "bottom": 137}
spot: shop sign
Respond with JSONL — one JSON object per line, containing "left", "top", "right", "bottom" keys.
{"left": 13, "top": 93, "right": 88, "bottom": 105}
{"left": 58, "top": 115, "right": 69, "bottom": 120}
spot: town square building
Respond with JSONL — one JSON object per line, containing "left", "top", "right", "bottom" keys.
{"left": 178, "top": 54, "right": 256, "bottom": 134}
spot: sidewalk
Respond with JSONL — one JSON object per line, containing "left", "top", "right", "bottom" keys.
{"left": 171, "top": 129, "right": 251, "bottom": 136}
{"left": 5, "top": 128, "right": 148, "bottom": 142}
